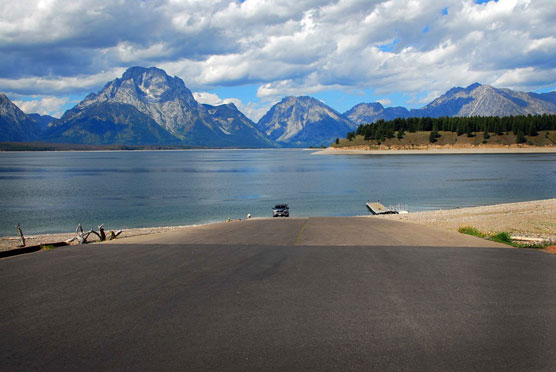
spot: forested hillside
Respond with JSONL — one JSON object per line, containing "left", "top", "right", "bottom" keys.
{"left": 336, "top": 115, "right": 556, "bottom": 148}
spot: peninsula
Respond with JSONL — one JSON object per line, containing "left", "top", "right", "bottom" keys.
{"left": 322, "top": 114, "right": 556, "bottom": 153}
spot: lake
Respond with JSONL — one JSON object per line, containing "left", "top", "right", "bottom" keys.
{"left": 0, "top": 149, "right": 555, "bottom": 236}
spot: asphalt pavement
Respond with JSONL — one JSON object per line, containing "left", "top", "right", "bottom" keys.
{"left": 2, "top": 218, "right": 555, "bottom": 371}
{"left": 106, "top": 217, "right": 507, "bottom": 247}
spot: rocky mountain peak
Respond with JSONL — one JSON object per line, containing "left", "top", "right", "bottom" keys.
{"left": 471, "top": 84, "right": 497, "bottom": 95}
{"left": 465, "top": 82, "right": 482, "bottom": 92}
{"left": 0, "top": 93, "right": 40, "bottom": 141}
{"left": 122, "top": 66, "right": 166, "bottom": 80}
{"left": 222, "top": 102, "right": 238, "bottom": 110}
{"left": 72, "top": 66, "right": 200, "bottom": 135}
{"left": 258, "top": 95, "right": 355, "bottom": 147}
{"left": 343, "top": 102, "right": 409, "bottom": 124}
{"left": 286, "top": 95, "right": 314, "bottom": 103}
{"left": 442, "top": 83, "right": 482, "bottom": 100}
{"left": 121, "top": 66, "right": 195, "bottom": 104}
{"left": 283, "top": 96, "right": 329, "bottom": 109}
{"left": 280, "top": 96, "right": 347, "bottom": 122}
{"left": 347, "top": 102, "right": 384, "bottom": 115}
{"left": 0, "top": 93, "right": 27, "bottom": 121}
{"left": 82, "top": 66, "right": 196, "bottom": 108}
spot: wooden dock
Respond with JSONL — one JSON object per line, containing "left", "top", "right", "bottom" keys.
{"left": 367, "top": 202, "right": 392, "bottom": 215}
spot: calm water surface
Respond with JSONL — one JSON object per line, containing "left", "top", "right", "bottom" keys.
{"left": 1, "top": 149, "right": 555, "bottom": 236}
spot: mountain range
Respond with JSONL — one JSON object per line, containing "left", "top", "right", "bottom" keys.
{"left": 345, "top": 83, "right": 556, "bottom": 125}
{"left": 47, "top": 67, "right": 274, "bottom": 147}
{"left": 1, "top": 66, "right": 556, "bottom": 147}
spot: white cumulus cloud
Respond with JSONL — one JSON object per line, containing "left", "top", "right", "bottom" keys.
{"left": 12, "top": 96, "right": 70, "bottom": 117}
{"left": 0, "top": 0, "right": 554, "bottom": 110}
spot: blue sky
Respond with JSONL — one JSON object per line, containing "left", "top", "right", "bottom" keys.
{"left": 1, "top": 0, "right": 555, "bottom": 120}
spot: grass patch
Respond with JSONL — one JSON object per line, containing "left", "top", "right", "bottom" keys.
{"left": 458, "top": 226, "right": 548, "bottom": 249}
{"left": 458, "top": 226, "right": 486, "bottom": 238}
{"left": 490, "top": 232, "right": 547, "bottom": 248}
{"left": 489, "top": 232, "right": 512, "bottom": 245}
{"left": 40, "top": 244, "right": 58, "bottom": 250}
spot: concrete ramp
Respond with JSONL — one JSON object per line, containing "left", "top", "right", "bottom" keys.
{"left": 110, "top": 217, "right": 506, "bottom": 248}
{"left": 296, "top": 217, "right": 506, "bottom": 247}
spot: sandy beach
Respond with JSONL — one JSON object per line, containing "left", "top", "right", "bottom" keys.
{"left": 315, "top": 146, "right": 556, "bottom": 155}
{"left": 2, "top": 198, "right": 555, "bottom": 251}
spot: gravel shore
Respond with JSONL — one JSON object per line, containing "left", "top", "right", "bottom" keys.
{"left": 377, "top": 198, "right": 556, "bottom": 243}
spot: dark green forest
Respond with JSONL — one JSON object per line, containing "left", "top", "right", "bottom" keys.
{"left": 347, "top": 114, "right": 556, "bottom": 143}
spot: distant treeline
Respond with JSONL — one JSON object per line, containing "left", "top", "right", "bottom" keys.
{"left": 348, "top": 114, "right": 556, "bottom": 142}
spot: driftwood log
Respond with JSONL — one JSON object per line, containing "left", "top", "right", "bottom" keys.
{"left": 108, "top": 230, "right": 123, "bottom": 240}
{"left": 16, "top": 223, "right": 25, "bottom": 247}
{"left": 67, "top": 224, "right": 122, "bottom": 244}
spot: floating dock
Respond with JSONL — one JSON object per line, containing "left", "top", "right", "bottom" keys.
{"left": 366, "top": 202, "right": 407, "bottom": 215}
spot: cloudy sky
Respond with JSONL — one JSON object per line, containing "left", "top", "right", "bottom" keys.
{"left": 1, "top": 0, "right": 555, "bottom": 120}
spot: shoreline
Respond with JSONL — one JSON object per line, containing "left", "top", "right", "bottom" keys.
{"left": 0, "top": 148, "right": 294, "bottom": 153}
{"left": 314, "top": 146, "right": 556, "bottom": 155}
{"left": 0, "top": 218, "right": 275, "bottom": 252}
{"left": 0, "top": 146, "right": 310, "bottom": 153}
{"left": 0, "top": 222, "right": 215, "bottom": 251}
{"left": 2, "top": 198, "right": 555, "bottom": 252}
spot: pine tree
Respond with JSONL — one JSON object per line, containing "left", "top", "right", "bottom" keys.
{"left": 386, "top": 127, "right": 395, "bottom": 139}
{"left": 516, "top": 130, "right": 526, "bottom": 144}
{"left": 528, "top": 123, "right": 538, "bottom": 136}
{"left": 466, "top": 126, "right": 473, "bottom": 137}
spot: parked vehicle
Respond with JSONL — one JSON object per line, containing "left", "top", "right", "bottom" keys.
{"left": 273, "top": 204, "right": 289, "bottom": 217}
